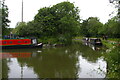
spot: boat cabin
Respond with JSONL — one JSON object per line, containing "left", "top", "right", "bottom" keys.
{"left": 89, "top": 38, "right": 102, "bottom": 45}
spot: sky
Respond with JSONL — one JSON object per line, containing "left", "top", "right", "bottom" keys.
{"left": 5, "top": 0, "right": 116, "bottom": 28}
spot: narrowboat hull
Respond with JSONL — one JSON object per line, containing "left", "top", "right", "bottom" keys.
{"left": 90, "top": 42, "right": 102, "bottom": 46}
{"left": 1, "top": 44, "right": 43, "bottom": 49}
{"left": 82, "top": 38, "right": 102, "bottom": 46}
{"left": 0, "top": 38, "right": 43, "bottom": 49}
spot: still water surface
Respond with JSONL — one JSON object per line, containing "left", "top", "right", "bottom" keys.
{"left": 2, "top": 42, "right": 107, "bottom": 78}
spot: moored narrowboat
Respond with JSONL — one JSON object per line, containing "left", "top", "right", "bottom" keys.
{"left": 89, "top": 38, "right": 102, "bottom": 45}
{"left": 82, "top": 37, "right": 102, "bottom": 46}
{"left": 0, "top": 38, "right": 43, "bottom": 49}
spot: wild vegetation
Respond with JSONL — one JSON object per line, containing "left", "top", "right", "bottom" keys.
{"left": 104, "top": 44, "right": 120, "bottom": 78}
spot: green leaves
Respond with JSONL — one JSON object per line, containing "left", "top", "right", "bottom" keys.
{"left": 1, "top": 1, "right": 10, "bottom": 36}
{"left": 105, "top": 46, "right": 120, "bottom": 78}
{"left": 34, "top": 1, "right": 80, "bottom": 44}
{"left": 80, "top": 17, "right": 103, "bottom": 37}
{"left": 102, "top": 17, "right": 120, "bottom": 38}
{"left": 13, "top": 1, "right": 80, "bottom": 44}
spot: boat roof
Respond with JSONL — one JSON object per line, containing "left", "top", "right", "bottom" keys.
{"left": 1, "top": 37, "right": 30, "bottom": 40}
{"left": 90, "top": 38, "right": 99, "bottom": 39}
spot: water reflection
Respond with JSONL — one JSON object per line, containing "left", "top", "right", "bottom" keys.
{"left": 17, "top": 47, "right": 79, "bottom": 78}
{"left": 2, "top": 43, "right": 107, "bottom": 78}
{"left": 78, "top": 56, "right": 106, "bottom": 78}
{"left": 82, "top": 41, "right": 104, "bottom": 51}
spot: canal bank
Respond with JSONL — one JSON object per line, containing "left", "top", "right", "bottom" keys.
{"left": 104, "top": 45, "right": 120, "bottom": 79}
{"left": 102, "top": 39, "right": 120, "bottom": 79}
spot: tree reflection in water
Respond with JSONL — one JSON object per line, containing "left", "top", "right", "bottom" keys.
{"left": 17, "top": 47, "right": 79, "bottom": 78}
{"left": 2, "top": 59, "right": 9, "bottom": 78}
{"left": 2, "top": 42, "right": 109, "bottom": 78}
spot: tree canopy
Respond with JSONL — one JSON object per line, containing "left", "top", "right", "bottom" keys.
{"left": 80, "top": 17, "right": 103, "bottom": 37}
{"left": 14, "top": 1, "right": 80, "bottom": 44}
{"left": 1, "top": 0, "right": 10, "bottom": 37}
{"left": 100, "top": 16, "right": 120, "bottom": 38}
{"left": 13, "top": 1, "right": 120, "bottom": 44}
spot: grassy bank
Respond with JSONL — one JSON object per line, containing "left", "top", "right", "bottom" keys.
{"left": 102, "top": 38, "right": 120, "bottom": 49}
{"left": 72, "top": 36, "right": 83, "bottom": 42}
{"left": 102, "top": 40, "right": 114, "bottom": 49}
{"left": 103, "top": 41, "right": 120, "bottom": 79}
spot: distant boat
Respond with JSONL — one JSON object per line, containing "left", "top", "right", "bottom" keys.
{"left": 89, "top": 38, "right": 102, "bottom": 45}
{"left": 0, "top": 37, "right": 43, "bottom": 49}
{"left": 82, "top": 38, "right": 102, "bottom": 46}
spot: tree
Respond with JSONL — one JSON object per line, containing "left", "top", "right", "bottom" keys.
{"left": 102, "top": 17, "right": 120, "bottom": 38}
{"left": 107, "top": 1, "right": 120, "bottom": 38}
{"left": 1, "top": 0, "right": 10, "bottom": 36}
{"left": 80, "top": 17, "right": 103, "bottom": 37}
{"left": 80, "top": 20, "right": 89, "bottom": 37}
{"left": 109, "top": 0, "right": 120, "bottom": 21}
{"left": 34, "top": 1, "right": 80, "bottom": 44}
{"left": 13, "top": 22, "right": 27, "bottom": 36}
{"left": 34, "top": 7, "right": 57, "bottom": 37}
{"left": 87, "top": 17, "right": 103, "bottom": 37}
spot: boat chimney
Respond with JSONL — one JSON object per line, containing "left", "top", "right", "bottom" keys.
{"left": 21, "top": 0, "right": 23, "bottom": 22}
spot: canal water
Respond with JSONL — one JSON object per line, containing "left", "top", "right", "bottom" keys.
{"left": 2, "top": 42, "right": 108, "bottom": 78}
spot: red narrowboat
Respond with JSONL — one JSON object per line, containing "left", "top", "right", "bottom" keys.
{"left": 0, "top": 52, "right": 32, "bottom": 59}
{"left": 0, "top": 38, "right": 43, "bottom": 49}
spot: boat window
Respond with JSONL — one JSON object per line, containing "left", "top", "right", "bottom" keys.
{"left": 10, "top": 41, "right": 12, "bottom": 44}
{"left": 18, "top": 41, "right": 21, "bottom": 43}
{"left": 3, "top": 41, "right": 6, "bottom": 44}
{"left": 24, "top": 41, "right": 28, "bottom": 43}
